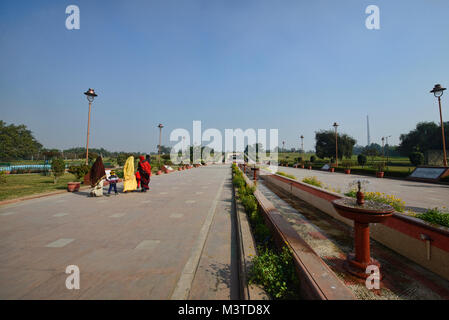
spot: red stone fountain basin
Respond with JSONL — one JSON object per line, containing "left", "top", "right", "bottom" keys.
{"left": 332, "top": 199, "right": 394, "bottom": 224}
{"left": 332, "top": 198, "right": 394, "bottom": 279}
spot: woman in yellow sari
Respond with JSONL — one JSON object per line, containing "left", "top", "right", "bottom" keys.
{"left": 123, "top": 156, "right": 137, "bottom": 192}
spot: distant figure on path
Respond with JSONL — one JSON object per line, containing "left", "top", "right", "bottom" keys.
{"left": 107, "top": 170, "right": 119, "bottom": 195}
{"left": 138, "top": 155, "right": 152, "bottom": 192}
{"left": 135, "top": 171, "right": 141, "bottom": 189}
{"left": 123, "top": 156, "right": 137, "bottom": 192}
{"left": 89, "top": 157, "right": 106, "bottom": 197}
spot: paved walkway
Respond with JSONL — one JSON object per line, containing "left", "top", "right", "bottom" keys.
{"left": 0, "top": 165, "right": 239, "bottom": 299}
{"left": 275, "top": 167, "right": 449, "bottom": 213}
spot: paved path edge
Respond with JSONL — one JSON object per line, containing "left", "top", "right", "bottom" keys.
{"left": 170, "top": 175, "right": 226, "bottom": 300}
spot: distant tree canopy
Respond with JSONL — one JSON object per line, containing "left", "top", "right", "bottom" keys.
{"left": 353, "top": 143, "right": 400, "bottom": 157}
{"left": 399, "top": 121, "right": 449, "bottom": 156}
{"left": 157, "top": 145, "right": 172, "bottom": 154}
{"left": 0, "top": 120, "right": 43, "bottom": 161}
{"left": 315, "top": 130, "right": 356, "bottom": 159}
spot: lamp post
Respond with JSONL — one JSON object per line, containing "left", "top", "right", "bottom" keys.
{"left": 158, "top": 123, "right": 164, "bottom": 166}
{"left": 381, "top": 137, "right": 385, "bottom": 158}
{"left": 282, "top": 140, "right": 285, "bottom": 153}
{"left": 333, "top": 122, "right": 339, "bottom": 166}
{"left": 385, "top": 135, "right": 392, "bottom": 165}
{"left": 430, "top": 84, "right": 448, "bottom": 167}
{"left": 300, "top": 135, "right": 304, "bottom": 153}
{"left": 84, "top": 88, "right": 97, "bottom": 165}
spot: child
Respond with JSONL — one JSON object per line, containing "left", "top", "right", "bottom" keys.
{"left": 107, "top": 170, "right": 119, "bottom": 195}
{"left": 135, "top": 171, "right": 141, "bottom": 189}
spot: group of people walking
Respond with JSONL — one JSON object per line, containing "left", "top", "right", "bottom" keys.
{"left": 88, "top": 155, "right": 152, "bottom": 197}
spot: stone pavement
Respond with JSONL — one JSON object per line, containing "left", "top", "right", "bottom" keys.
{"left": 0, "top": 165, "right": 239, "bottom": 299}
{"left": 275, "top": 167, "right": 449, "bottom": 213}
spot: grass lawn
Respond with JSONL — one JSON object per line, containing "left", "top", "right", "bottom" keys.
{"left": 0, "top": 173, "right": 78, "bottom": 201}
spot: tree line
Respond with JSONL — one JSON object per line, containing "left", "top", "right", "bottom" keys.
{"left": 2, "top": 120, "right": 447, "bottom": 163}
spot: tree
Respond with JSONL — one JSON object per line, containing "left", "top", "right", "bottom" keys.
{"left": 42, "top": 149, "right": 62, "bottom": 160}
{"left": 399, "top": 121, "right": 449, "bottom": 156}
{"left": 68, "top": 164, "right": 90, "bottom": 181}
{"left": 357, "top": 154, "right": 367, "bottom": 167}
{"left": 157, "top": 145, "right": 172, "bottom": 154}
{"left": 315, "top": 130, "right": 356, "bottom": 160}
{"left": 117, "top": 153, "right": 128, "bottom": 166}
{"left": 0, "top": 121, "right": 43, "bottom": 161}
{"left": 51, "top": 158, "right": 65, "bottom": 183}
{"left": 409, "top": 152, "right": 424, "bottom": 167}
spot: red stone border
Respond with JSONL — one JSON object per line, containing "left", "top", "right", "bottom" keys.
{"left": 239, "top": 168, "right": 355, "bottom": 300}
{"left": 268, "top": 173, "right": 449, "bottom": 254}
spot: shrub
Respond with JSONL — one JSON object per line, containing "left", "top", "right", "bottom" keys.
{"left": 254, "top": 223, "right": 271, "bottom": 242}
{"left": 310, "top": 155, "right": 316, "bottom": 163}
{"left": 51, "top": 158, "right": 66, "bottom": 183}
{"left": 116, "top": 170, "right": 124, "bottom": 179}
{"left": 302, "top": 176, "right": 323, "bottom": 188}
{"left": 409, "top": 152, "right": 424, "bottom": 167}
{"left": 296, "top": 157, "right": 303, "bottom": 163}
{"left": 68, "top": 164, "right": 90, "bottom": 180}
{"left": 373, "top": 161, "right": 385, "bottom": 172}
{"left": 418, "top": 208, "right": 449, "bottom": 228}
{"left": 0, "top": 171, "right": 6, "bottom": 184}
{"left": 232, "top": 163, "right": 300, "bottom": 299}
{"left": 277, "top": 171, "right": 296, "bottom": 180}
{"left": 249, "top": 246, "right": 300, "bottom": 299}
{"left": 345, "top": 190, "right": 405, "bottom": 212}
{"left": 233, "top": 174, "right": 245, "bottom": 189}
{"left": 241, "top": 194, "right": 258, "bottom": 215}
{"left": 116, "top": 154, "right": 127, "bottom": 167}
{"left": 342, "top": 160, "right": 355, "bottom": 169}
{"left": 357, "top": 154, "right": 367, "bottom": 167}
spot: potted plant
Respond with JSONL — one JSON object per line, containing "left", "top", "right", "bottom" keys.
{"left": 343, "top": 160, "right": 353, "bottom": 174}
{"left": 67, "top": 182, "right": 81, "bottom": 192}
{"left": 306, "top": 161, "right": 312, "bottom": 170}
{"left": 375, "top": 162, "right": 385, "bottom": 178}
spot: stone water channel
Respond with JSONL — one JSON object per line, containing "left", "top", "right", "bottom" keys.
{"left": 246, "top": 171, "right": 449, "bottom": 300}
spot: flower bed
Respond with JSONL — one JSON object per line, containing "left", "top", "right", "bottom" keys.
{"left": 232, "top": 164, "right": 300, "bottom": 299}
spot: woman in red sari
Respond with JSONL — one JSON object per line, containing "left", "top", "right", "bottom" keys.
{"left": 138, "top": 155, "right": 152, "bottom": 192}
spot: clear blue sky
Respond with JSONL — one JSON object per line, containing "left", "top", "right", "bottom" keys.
{"left": 1, "top": 0, "right": 448, "bottom": 153}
